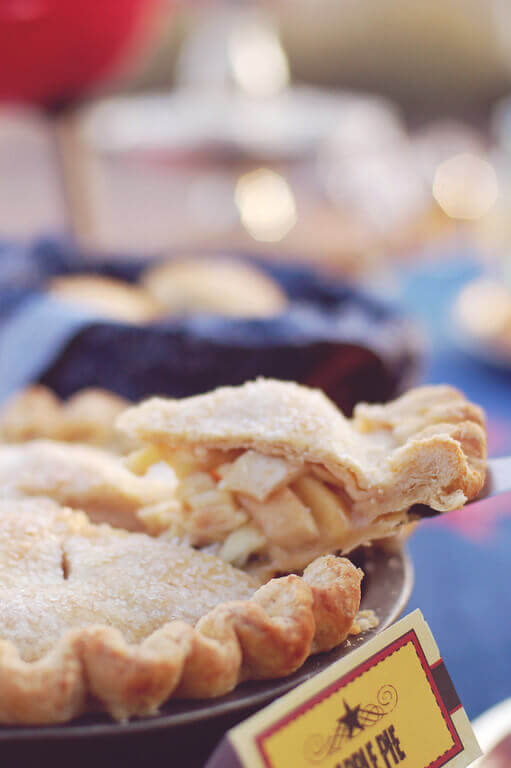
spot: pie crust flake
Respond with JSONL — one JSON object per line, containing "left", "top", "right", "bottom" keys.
{"left": 118, "top": 379, "right": 486, "bottom": 577}
{"left": 0, "top": 499, "right": 362, "bottom": 724}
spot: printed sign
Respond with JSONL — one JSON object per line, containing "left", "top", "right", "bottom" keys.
{"left": 219, "top": 611, "right": 481, "bottom": 768}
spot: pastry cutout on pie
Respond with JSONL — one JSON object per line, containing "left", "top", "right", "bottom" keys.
{"left": 141, "top": 257, "right": 288, "bottom": 317}
{"left": 119, "top": 379, "right": 486, "bottom": 578}
{"left": 0, "top": 386, "right": 132, "bottom": 452}
{"left": 0, "top": 499, "right": 362, "bottom": 724}
{"left": 0, "top": 440, "right": 177, "bottom": 532}
{"left": 49, "top": 274, "right": 159, "bottom": 324}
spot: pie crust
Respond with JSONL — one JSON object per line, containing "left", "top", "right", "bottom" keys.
{"left": 49, "top": 274, "right": 159, "bottom": 324}
{"left": 118, "top": 379, "right": 486, "bottom": 576}
{"left": 0, "top": 386, "right": 132, "bottom": 453}
{"left": 0, "top": 499, "right": 362, "bottom": 724}
{"left": 0, "top": 439, "right": 177, "bottom": 531}
{"left": 141, "top": 258, "right": 288, "bottom": 317}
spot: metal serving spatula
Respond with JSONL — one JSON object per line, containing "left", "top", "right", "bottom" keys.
{"left": 409, "top": 456, "right": 511, "bottom": 519}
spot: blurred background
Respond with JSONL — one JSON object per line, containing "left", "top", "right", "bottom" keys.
{"left": 0, "top": 0, "right": 510, "bottom": 731}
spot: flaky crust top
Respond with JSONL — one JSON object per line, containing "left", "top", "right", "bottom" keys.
{"left": 118, "top": 379, "right": 486, "bottom": 515}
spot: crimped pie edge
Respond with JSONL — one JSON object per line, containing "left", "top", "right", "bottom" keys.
{"left": 0, "top": 555, "right": 361, "bottom": 725}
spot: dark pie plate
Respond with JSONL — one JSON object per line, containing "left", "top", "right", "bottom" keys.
{"left": 0, "top": 545, "right": 413, "bottom": 768}
{"left": 0, "top": 237, "right": 420, "bottom": 413}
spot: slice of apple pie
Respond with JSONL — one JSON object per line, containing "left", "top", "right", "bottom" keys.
{"left": 0, "top": 498, "right": 361, "bottom": 724}
{"left": 118, "top": 379, "right": 486, "bottom": 579}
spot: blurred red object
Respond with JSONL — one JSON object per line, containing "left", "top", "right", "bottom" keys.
{"left": 0, "top": 0, "right": 163, "bottom": 105}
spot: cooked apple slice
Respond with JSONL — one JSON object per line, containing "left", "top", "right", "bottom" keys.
{"left": 186, "top": 488, "right": 248, "bottom": 545}
{"left": 219, "top": 450, "right": 302, "bottom": 501}
{"left": 220, "top": 523, "right": 267, "bottom": 567}
{"left": 293, "top": 475, "right": 351, "bottom": 540}
{"left": 124, "top": 445, "right": 165, "bottom": 475}
{"left": 238, "top": 487, "right": 319, "bottom": 549}
{"left": 179, "top": 471, "right": 216, "bottom": 498}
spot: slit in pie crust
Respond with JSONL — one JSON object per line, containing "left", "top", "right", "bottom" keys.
{"left": 0, "top": 499, "right": 362, "bottom": 724}
{"left": 118, "top": 379, "right": 486, "bottom": 579}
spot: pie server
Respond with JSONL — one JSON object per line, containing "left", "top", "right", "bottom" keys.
{"left": 409, "top": 456, "right": 510, "bottom": 519}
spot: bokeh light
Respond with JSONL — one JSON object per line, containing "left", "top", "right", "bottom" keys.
{"left": 235, "top": 168, "right": 297, "bottom": 242}
{"left": 433, "top": 153, "right": 498, "bottom": 220}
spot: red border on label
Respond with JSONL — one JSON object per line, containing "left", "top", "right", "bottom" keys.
{"left": 255, "top": 630, "right": 463, "bottom": 768}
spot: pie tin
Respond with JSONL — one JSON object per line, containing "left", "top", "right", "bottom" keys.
{"left": 0, "top": 545, "right": 413, "bottom": 768}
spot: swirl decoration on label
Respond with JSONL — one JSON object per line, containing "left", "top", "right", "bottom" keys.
{"left": 304, "top": 684, "right": 399, "bottom": 764}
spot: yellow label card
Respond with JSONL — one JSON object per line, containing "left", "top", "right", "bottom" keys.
{"left": 226, "top": 610, "right": 481, "bottom": 768}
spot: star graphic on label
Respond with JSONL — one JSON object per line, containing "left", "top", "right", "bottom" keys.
{"left": 338, "top": 699, "right": 365, "bottom": 738}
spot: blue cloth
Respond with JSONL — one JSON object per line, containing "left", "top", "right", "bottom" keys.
{"left": 396, "top": 249, "right": 511, "bottom": 719}
{"left": 0, "top": 295, "right": 102, "bottom": 402}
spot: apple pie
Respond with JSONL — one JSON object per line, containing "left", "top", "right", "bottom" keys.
{"left": 0, "top": 498, "right": 362, "bottom": 724}
{"left": 0, "top": 386, "right": 132, "bottom": 452}
{"left": 119, "top": 379, "right": 486, "bottom": 579}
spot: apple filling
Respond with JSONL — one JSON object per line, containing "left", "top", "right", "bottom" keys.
{"left": 127, "top": 445, "right": 406, "bottom": 579}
